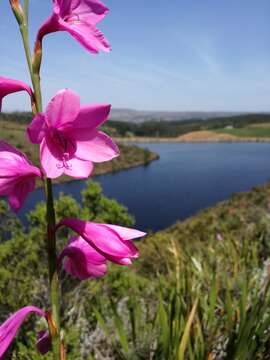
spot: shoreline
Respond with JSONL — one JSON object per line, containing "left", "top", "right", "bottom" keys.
{"left": 37, "top": 151, "right": 160, "bottom": 188}
{"left": 116, "top": 136, "right": 270, "bottom": 144}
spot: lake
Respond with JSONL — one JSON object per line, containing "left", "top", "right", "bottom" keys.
{"left": 20, "top": 143, "right": 270, "bottom": 232}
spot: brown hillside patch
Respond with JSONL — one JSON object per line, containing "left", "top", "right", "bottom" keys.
{"left": 177, "top": 130, "right": 238, "bottom": 142}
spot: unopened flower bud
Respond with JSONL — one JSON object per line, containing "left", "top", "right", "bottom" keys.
{"left": 9, "top": 0, "right": 24, "bottom": 25}
{"left": 32, "top": 39, "right": 42, "bottom": 75}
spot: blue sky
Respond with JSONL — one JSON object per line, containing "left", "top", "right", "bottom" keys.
{"left": 1, "top": 0, "right": 270, "bottom": 112}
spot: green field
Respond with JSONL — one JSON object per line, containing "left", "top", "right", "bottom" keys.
{"left": 215, "top": 126, "right": 270, "bottom": 138}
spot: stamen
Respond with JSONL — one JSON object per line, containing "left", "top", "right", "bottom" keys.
{"left": 64, "top": 13, "right": 81, "bottom": 25}
{"left": 56, "top": 153, "right": 72, "bottom": 170}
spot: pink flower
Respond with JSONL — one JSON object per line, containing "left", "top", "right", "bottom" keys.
{"left": 0, "top": 76, "right": 33, "bottom": 111}
{"left": 57, "top": 218, "right": 146, "bottom": 265}
{"left": 36, "top": 331, "right": 52, "bottom": 355}
{"left": 58, "top": 236, "right": 107, "bottom": 280}
{"left": 27, "top": 89, "right": 119, "bottom": 179}
{"left": 0, "top": 142, "right": 42, "bottom": 212}
{"left": 0, "top": 306, "right": 49, "bottom": 358}
{"left": 37, "top": 0, "right": 111, "bottom": 54}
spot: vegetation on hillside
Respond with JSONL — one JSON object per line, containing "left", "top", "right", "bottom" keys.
{"left": 215, "top": 126, "right": 270, "bottom": 138}
{"left": 106, "top": 113, "right": 270, "bottom": 138}
{"left": 1, "top": 180, "right": 270, "bottom": 358}
{"left": 2, "top": 112, "right": 270, "bottom": 139}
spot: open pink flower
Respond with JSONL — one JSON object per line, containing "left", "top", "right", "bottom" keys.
{"left": 37, "top": 0, "right": 111, "bottom": 54}
{"left": 57, "top": 218, "right": 146, "bottom": 265}
{"left": 58, "top": 236, "right": 107, "bottom": 280}
{"left": 0, "top": 306, "right": 50, "bottom": 358}
{"left": 0, "top": 142, "right": 42, "bottom": 212}
{"left": 0, "top": 76, "right": 33, "bottom": 111}
{"left": 27, "top": 89, "right": 119, "bottom": 179}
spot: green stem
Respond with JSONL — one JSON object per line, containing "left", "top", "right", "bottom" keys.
{"left": 12, "top": 4, "right": 62, "bottom": 359}
{"left": 32, "top": 64, "right": 61, "bottom": 360}
{"left": 19, "top": 24, "right": 43, "bottom": 112}
{"left": 24, "top": 0, "right": 29, "bottom": 24}
{"left": 45, "top": 178, "right": 61, "bottom": 358}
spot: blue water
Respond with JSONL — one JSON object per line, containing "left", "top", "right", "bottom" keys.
{"left": 19, "top": 143, "right": 270, "bottom": 231}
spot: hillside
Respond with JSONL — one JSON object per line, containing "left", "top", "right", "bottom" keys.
{"left": 109, "top": 109, "right": 243, "bottom": 123}
{"left": 176, "top": 130, "right": 270, "bottom": 142}
{"left": 2, "top": 179, "right": 270, "bottom": 358}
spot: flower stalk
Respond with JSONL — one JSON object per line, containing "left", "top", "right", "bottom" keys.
{"left": 3, "top": 1, "right": 144, "bottom": 357}
{"left": 10, "top": 3, "right": 62, "bottom": 359}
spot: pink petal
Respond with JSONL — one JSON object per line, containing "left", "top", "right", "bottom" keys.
{"left": 36, "top": 331, "right": 52, "bottom": 355}
{"left": 61, "top": 21, "right": 111, "bottom": 53}
{"left": 0, "top": 142, "right": 42, "bottom": 177}
{"left": 75, "top": 130, "right": 119, "bottom": 163}
{"left": 107, "top": 256, "right": 133, "bottom": 266}
{"left": 58, "top": 219, "right": 142, "bottom": 259}
{"left": 104, "top": 225, "right": 147, "bottom": 241}
{"left": 67, "top": 104, "right": 111, "bottom": 132}
{"left": 8, "top": 179, "right": 36, "bottom": 213}
{"left": 27, "top": 113, "right": 47, "bottom": 144}
{"left": 0, "top": 141, "right": 26, "bottom": 157}
{"left": 40, "top": 138, "right": 64, "bottom": 179}
{"left": 45, "top": 89, "right": 80, "bottom": 128}
{"left": 59, "top": 236, "right": 107, "bottom": 280}
{"left": 0, "top": 158, "right": 24, "bottom": 177}
{"left": 0, "top": 178, "right": 18, "bottom": 196}
{"left": 37, "top": 13, "right": 61, "bottom": 40}
{"left": 0, "top": 76, "right": 32, "bottom": 112}
{"left": 37, "top": 0, "right": 111, "bottom": 54}
{"left": 0, "top": 306, "right": 45, "bottom": 358}
{"left": 56, "top": 0, "right": 109, "bottom": 25}
{"left": 0, "top": 142, "right": 41, "bottom": 211}
{"left": 63, "top": 157, "right": 93, "bottom": 179}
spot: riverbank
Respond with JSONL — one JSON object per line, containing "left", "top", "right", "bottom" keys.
{"left": 117, "top": 130, "right": 270, "bottom": 143}
{"left": 51, "top": 144, "right": 159, "bottom": 186}
{"left": 139, "top": 180, "right": 270, "bottom": 265}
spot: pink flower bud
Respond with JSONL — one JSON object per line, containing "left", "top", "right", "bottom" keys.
{"left": 0, "top": 306, "right": 48, "bottom": 358}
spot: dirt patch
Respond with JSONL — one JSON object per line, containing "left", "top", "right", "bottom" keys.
{"left": 177, "top": 130, "right": 238, "bottom": 142}
{"left": 117, "top": 131, "right": 270, "bottom": 143}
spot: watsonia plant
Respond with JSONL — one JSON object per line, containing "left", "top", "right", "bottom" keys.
{"left": 0, "top": 1, "right": 146, "bottom": 358}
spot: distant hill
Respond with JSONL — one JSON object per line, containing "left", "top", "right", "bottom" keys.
{"left": 109, "top": 109, "right": 246, "bottom": 123}
{"left": 2, "top": 109, "right": 270, "bottom": 124}
{"left": 106, "top": 113, "right": 270, "bottom": 138}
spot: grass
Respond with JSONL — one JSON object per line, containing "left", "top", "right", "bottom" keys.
{"left": 71, "top": 183, "right": 270, "bottom": 359}
{"left": 4, "top": 179, "right": 270, "bottom": 358}
{"left": 215, "top": 126, "right": 270, "bottom": 138}
{"left": 248, "top": 123, "right": 270, "bottom": 128}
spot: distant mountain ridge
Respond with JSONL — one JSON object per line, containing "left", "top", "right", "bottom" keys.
{"left": 109, "top": 109, "right": 247, "bottom": 123}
